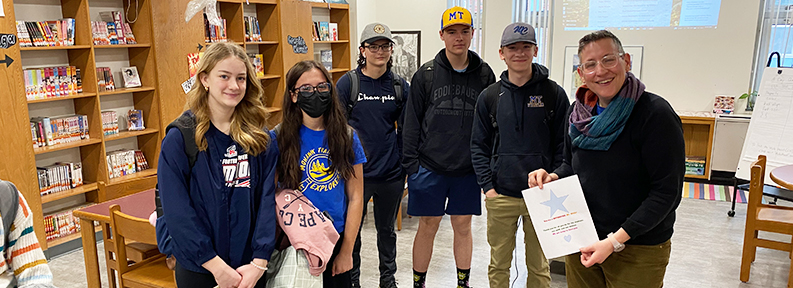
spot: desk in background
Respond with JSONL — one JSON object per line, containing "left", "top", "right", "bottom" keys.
{"left": 73, "top": 189, "right": 155, "bottom": 288}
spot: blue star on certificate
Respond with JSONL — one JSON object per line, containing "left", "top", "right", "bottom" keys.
{"left": 540, "top": 189, "right": 569, "bottom": 217}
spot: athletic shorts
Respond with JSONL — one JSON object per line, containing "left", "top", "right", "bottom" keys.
{"left": 406, "top": 165, "right": 481, "bottom": 216}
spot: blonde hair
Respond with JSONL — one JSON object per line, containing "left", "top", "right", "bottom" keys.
{"left": 185, "top": 42, "right": 271, "bottom": 156}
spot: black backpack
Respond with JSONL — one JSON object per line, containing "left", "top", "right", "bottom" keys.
{"left": 481, "top": 79, "right": 558, "bottom": 156}
{"left": 344, "top": 70, "right": 404, "bottom": 117}
{"left": 155, "top": 111, "right": 199, "bottom": 218}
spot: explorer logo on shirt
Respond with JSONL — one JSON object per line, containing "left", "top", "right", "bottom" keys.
{"left": 222, "top": 144, "right": 250, "bottom": 187}
{"left": 299, "top": 147, "right": 340, "bottom": 192}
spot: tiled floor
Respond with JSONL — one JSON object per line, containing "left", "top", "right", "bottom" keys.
{"left": 48, "top": 197, "right": 791, "bottom": 287}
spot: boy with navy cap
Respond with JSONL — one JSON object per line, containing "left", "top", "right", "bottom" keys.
{"left": 470, "top": 22, "right": 569, "bottom": 288}
{"left": 402, "top": 6, "right": 495, "bottom": 288}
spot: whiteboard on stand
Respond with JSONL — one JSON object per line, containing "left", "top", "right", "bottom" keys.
{"left": 736, "top": 67, "right": 793, "bottom": 181}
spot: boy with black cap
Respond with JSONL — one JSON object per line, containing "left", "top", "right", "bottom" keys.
{"left": 402, "top": 6, "right": 496, "bottom": 288}
{"left": 470, "top": 22, "right": 569, "bottom": 288}
{"left": 336, "top": 22, "right": 409, "bottom": 288}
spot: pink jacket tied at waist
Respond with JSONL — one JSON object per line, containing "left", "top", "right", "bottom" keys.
{"left": 275, "top": 189, "right": 340, "bottom": 276}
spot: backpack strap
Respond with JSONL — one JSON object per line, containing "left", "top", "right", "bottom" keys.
{"left": 391, "top": 71, "right": 404, "bottom": 108}
{"left": 482, "top": 81, "right": 502, "bottom": 157}
{"left": 345, "top": 70, "right": 360, "bottom": 117}
{"left": 0, "top": 181, "right": 19, "bottom": 247}
{"left": 156, "top": 111, "right": 199, "bottom": 217}
{"left": 420, "top": 60, "right": 434, "bottom": 100}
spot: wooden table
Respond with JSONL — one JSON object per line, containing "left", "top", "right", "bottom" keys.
{"left": 73, "top": 189, "right": 155, "bottom": 288}
{"left": 771, "top": 165, "right": 793, "bottom": 190}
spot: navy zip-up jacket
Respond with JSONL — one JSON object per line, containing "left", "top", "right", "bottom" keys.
{"left": 402, "top": 49, "right": 496, "bottom": 176}
{"left": 337, "top": 67, "right": 409, "bottom": 181}
{"left": 158, "top": 124, "right": 278, "bottom": 273}
{"left": 471, "top": 64, "right": 569, "bottom": 198}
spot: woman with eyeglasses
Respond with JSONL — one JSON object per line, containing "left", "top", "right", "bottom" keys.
{"left": 528, "top": 30, "right": 685, "bottom": 288}
{"left": 274, "top": 60, "right": 366, "bottom": 287}
{"left": 335, "top": 22, "right": 409, "bottom": 288}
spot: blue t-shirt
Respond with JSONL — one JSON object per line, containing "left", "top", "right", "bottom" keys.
{"left": 596, "top": 103, "right": 606, "bottom": 115}
{"left": 298, "top": 125, "right": 367, "bottom": 232}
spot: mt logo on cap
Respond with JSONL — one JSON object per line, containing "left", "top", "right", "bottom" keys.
{"left": 441, "top": 6, "right": 473, "bottom": 30}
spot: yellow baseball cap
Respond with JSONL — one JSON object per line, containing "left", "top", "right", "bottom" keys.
{"left": 441, "top": 6, "right": 473, "bottom": 31}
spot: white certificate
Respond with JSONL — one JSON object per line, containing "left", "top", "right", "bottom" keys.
{"left": 522, "top": 175, "right": 599, "bottom": 260}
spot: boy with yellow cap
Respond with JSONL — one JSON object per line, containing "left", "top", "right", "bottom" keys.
{"left": 402, "top": 6, "right": 496, "bottom": 288}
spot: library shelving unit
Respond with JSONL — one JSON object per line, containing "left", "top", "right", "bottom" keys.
{"left": 0, "top": 0, "right": 161, "bottom": 252}
{"left": 680, "top": 115, "right": 716, "bottom": 180}
{"left": 151, "top": 0, "right": 287, "bottom": 127}
{"left": 309, "top": 1, "right": 351, "bottom": 83}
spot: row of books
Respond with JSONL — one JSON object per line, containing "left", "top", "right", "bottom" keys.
{"left": 204, "top": 14, "right": 228, "bottom": 43}
{"left": 312, "top": 21, "right": 338, "bottom": 42}
{"left": 30, "top": 115, "right": 90, "bottom": 148}
{"left": 244, "top": 16, "right": 262, "bottom": 42}
{"left": 24, "top": 66, "right": 83, "bottom": 100}
{"left": 45, "top": 205, "right": 90, "bottom": 241}
{"left": 101, "top": 111, "right": 120, "bottom": 136}
{"left": 107, "top": 150, "right": 149, "bottom": 179}
{"left": 15, "top": 19, "right": 76, "bottom": 47}
{"left": 37, "top": 162, "right": 84, "bottom": 196}
{"left": 92, "top": 20, "right": 137, "bottom": 45}
{"left": 248, "top": 53, "right": 265, "bottom": 78}
{"left": 97, "top": 67, "right": 117, "bottom": 91}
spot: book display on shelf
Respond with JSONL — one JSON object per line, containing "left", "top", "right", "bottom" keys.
{"left": 96, "top": 67, "right": 116, "bottom": 91}
{"left": 248, "top": 53, "right": 265, "bottom": 78}
{"left": 127, "top": 109, "right": 145, "bottom": 131}
{"left": 101, "top": 111, "right": 119, "bottom": 136}
{"left": 30, "top": 115, "right": 89, "bottom": 147}
{"left": 24, "top": 66, "right": 83, "bottom": 100}
{"left": 91, "top": 11, "right": 137, "bottom": 45}
{"left": 106, "top": 149, "right": 148, "bottom": 179}
{"left": 320, "top": 50, "right": 332, "bottom": 71}
{"left": 319, "top": 21, "right": 330, "bottom": 41}
{"left": 122, "top": 66, "right": 142, "bottom": 88}
{"left": 44, "top": 204, "right": 93, "bottom": 242}
{"left": 329, "top": 23, "right": 338, "bottom": 41}
{"left": 244, "top": 15, "right": 261, "bottom": 42}
{"left": 204, "top": 13, "right": 228, "bottom": 43}
{"left": 37, "top": 162, "right": 83, "bottom": 196}
{"left": 15, "top": 19, "right": 75, "bottom": 47}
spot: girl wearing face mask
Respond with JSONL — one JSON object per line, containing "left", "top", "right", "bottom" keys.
{"left": 273, "top": 60, "right": 366, "bottom": 287}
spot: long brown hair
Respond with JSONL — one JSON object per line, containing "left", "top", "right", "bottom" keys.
{"left": 186, "top": 42, "right": 270, "bottom": 156}
{"left": 277, "top": 60, "right": 355, "bottom": 189}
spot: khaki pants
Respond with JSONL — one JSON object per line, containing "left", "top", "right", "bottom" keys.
{"left": 486, "top": 194, "right": 550, "bottom": 288}
{"left": 565, "top": 239, "right": 672, "bottom": 288}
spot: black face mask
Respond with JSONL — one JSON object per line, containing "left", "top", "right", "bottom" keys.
{"left": 297, "top": 90, "right": 331, "bottom": 118}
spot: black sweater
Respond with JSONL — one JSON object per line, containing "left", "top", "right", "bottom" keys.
{"left": 402, "top": 49, "right": 496, "bottom": 176}
{"left": 470, "top": 65, "right": 569, "bottom": 198}
{"left": 553, "top": 92, "right": 685, "bottom": 245}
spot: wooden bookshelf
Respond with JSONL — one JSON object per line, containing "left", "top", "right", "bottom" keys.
{"left": 0, "top": 0, "right": 163, "bottom": 251}
{"left": 20, "top": 45, "right": 92, "bottom": 51}
{"left": 310, "top": 2, "right": 351, "bottom": 83}
{"left": 680, "top": 115, "right": 716, "bottom": 180}
{"left": 41, "top": 182, "right": 99, "bottom": 204}
{"left": 27, "top": 93, "right": 97, "bottom": 104}
{"left": 107, "top": 169, "right": 157, "bottom": 186}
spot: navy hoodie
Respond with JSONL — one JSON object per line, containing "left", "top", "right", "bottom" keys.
{"left": 471, "top": 64, "right": 569, "bottom": 198}
{"left": 158, "top": 122, "right": 278, "bottom": 273}
{"left": 336, "top": 67, "right": 409, "bottom": 181}
{"left": 402, "top": 49, "right": 496, "bottom": 176}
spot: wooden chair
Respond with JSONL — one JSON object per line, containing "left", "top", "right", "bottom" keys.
{"left": 740, "top": 155, "right": 793, "bottom": 287}
{"left": 109, "top": 204, "right": 176, "bottom": 288}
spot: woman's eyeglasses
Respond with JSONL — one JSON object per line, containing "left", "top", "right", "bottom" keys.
{"left": 580, "top": 53, "right": 624, "bottom": 74}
